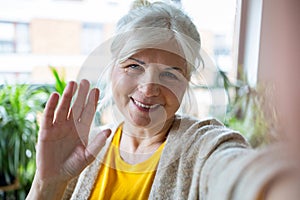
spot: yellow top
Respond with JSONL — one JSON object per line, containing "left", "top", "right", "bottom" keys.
{"left": 89, "top": 125, "right": 166, "bottom": 200}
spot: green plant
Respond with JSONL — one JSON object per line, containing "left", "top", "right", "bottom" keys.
{"left": 0, "top": 84, "right": 50, "bottom": 199}
{"left": 218, "top": 68, "right": 273, "bottom": 148}
{"left": 49, "top": 66, "right": 67, "bottom": 95}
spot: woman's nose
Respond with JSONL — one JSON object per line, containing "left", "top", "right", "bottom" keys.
{"left": 138, "top": 83, "right": 160, "bottom": 97}
{"left": 137, "top": 67, "right": 161, "bottom": 97}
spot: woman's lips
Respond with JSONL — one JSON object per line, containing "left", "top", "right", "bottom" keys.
{"left": 131, "top": 97, "right": 161, "bottom": 111}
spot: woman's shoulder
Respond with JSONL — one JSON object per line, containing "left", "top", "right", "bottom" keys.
{"left": 159, "top": 115, "right": 250, "bottom": 175}
{"left": 173, "top": 115, "right": 228, "bottom": 134}
{"left": 172, "top": 114, "right": 249, "bottom": 148}
{"left": 175, "top": 114, "right": 224, "bottom": 128}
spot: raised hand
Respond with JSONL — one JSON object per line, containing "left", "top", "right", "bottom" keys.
{"left": 27, "top": 80, "right": 111, "bottom": 199}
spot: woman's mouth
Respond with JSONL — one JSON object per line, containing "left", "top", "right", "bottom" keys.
{"left": 131, "top": 97, "right": 160, "bottom": 111}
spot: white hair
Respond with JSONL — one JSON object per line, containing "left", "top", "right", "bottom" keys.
{"left": 112, "top": 0, "right": 202, "bottom": 75}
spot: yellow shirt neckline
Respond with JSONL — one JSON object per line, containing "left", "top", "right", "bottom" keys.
{"left": 102, "top": 124, "right": 166, "bottom": 173}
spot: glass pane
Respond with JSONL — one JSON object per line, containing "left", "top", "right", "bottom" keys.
{"left": 0, "top": 22, "right": 15, "bottom": 41}
{"left": 16, "top": 23, "right": 31, "bottom": 53}
{"left": 81, "top": 23, "right": 103, "bottom": 54}
{"left": 182, "top": 0, "right": 237, "bottom": 75}
{"left": 0, "top": 41, "right": 14, "bottom": 53}
{"left": 181, "top": 0, "right": 238, "bottom": 119}
{"left": 0, "top": 22, "right": 15, "bottom": 53}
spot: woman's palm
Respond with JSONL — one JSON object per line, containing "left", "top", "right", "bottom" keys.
{"left": 36, "top": 80, "right": 110, "bottom": 182}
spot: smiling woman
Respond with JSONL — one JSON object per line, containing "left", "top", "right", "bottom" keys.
{"left": 25, "top": 1, "right": 298, "bottom": 200}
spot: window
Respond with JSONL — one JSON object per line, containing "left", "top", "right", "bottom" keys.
{"left": 0, "top": 22, "right": 15, "bottom": 53}
{"left": 0, "top": 21, "right": 31, "bottom": 54}
{"left": 81, "top": 23, "right": 103, "bottom": 54}
{"left": 181, "top": 0, "right": 237, "bottom": 76}
{"left": 180, "top": 0, "right": 238, "bottom": 119}
{"left": 15, "top": 23, "right": 31, "bottom": 53}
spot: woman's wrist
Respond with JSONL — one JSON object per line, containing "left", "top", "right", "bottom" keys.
{"left": 26, "top": 175, "right": 69, "bottom": 200}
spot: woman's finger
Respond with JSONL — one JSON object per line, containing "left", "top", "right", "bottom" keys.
{"left": 79, "top": 88, "right": 99, "bottom": 128}
{"left": 54, "top": 81, "right": 77, "bottom": 123}
{"left": 41, "top": 92, "right": 60, "bottom": 129}
{"left": 70, "top": 79, "right": 90, "bottom": 120}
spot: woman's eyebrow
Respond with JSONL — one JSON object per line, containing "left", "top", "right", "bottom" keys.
{"left": 129, "top": 57, "right": 145, "bottom": 65}
{"left": 167, "top": 66, "right": 184, "bottom": 73}
{"left": 165, "top": 66, "right": 186, "bottom": 76}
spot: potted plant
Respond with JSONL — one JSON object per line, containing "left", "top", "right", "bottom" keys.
{"left": 0, "top": 84, "right": 51, "bottom": 199}
{"left": 217, "top": 68, "right": 274, "bottom": 148}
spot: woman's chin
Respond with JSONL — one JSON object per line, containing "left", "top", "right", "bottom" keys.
{"left": 131, "top": 116, "right": 156, "bottom": 127}
{"left": 129, "top": 115, "right": 167, "bottom": 131}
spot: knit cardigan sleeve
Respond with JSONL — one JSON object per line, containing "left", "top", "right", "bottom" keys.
{"left": 199, "top": 142, "right": 292, "bottom": 200}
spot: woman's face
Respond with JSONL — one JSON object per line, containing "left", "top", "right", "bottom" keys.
{"left": 111, "top": 48, "right": 188, "bottom": 129}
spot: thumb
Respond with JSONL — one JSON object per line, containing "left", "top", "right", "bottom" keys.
{"left": 84, "top": 129, "right": 112, "bottom": 164}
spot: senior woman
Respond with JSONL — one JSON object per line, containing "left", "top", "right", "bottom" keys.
{"left": 26, "top": 1, "right": 296, "bottom": 200}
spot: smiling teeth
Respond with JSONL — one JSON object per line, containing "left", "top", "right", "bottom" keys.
{"left": 133, "top": 99, "right": 159, "bottom": 109}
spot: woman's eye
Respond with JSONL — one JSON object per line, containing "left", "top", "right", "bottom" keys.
{"left": 128, "top": 64, "right": 142, "bottom": 70}
{"left": 124, "top": 64, "right": 144, "bottom": 76}
{"left": 160, "top": 71, "right": 179, "bottom": 80}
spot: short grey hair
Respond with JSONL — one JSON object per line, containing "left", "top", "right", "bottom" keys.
{"left": 111, "top": 0, "right": 202, "bottom": 76}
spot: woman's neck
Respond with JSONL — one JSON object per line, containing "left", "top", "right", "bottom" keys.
{"left": 120, "top": 116, "right": 174, "bottom": 154}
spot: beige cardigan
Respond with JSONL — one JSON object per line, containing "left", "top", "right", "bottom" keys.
{"left": 63, "top": 115, "right": 290, "bottom": 200}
